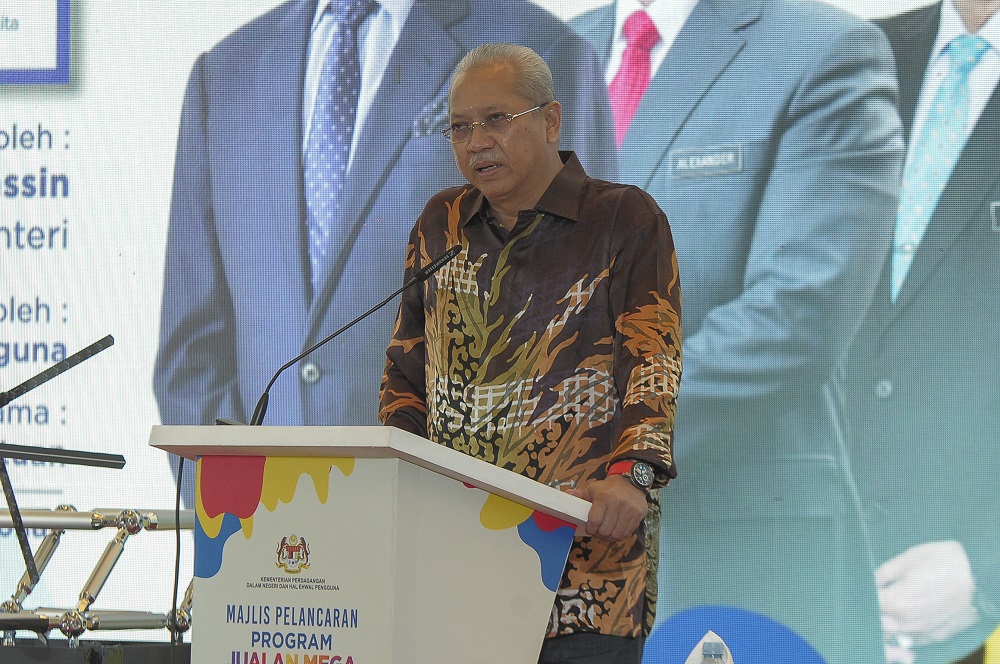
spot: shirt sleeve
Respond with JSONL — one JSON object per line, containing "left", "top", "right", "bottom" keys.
{"left": 608, "top": 187, "right": 683, "bottom": 485}
{"left": 379, "top": 222, "right": 430, "bottom": 438}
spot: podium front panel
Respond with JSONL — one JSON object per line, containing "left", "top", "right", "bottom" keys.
{"left": 192, "top": 452, "right": 577, "bottom": 664}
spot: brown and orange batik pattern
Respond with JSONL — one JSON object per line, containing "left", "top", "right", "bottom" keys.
{"left": 380, "top": 152, "right": 681, "bottom": 637}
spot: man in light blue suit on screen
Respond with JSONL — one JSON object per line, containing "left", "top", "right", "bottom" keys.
{"left": 154, "top": 0, "right": 615, "bottom": 499}
{"left": 573, "top": 1, "right": 904, "bottom": 662}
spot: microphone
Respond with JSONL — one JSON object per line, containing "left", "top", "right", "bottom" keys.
{"left": 247, "top": 245, "right": 462, "bottom": 426}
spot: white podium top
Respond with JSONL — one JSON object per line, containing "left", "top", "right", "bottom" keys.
{"left": 150, "top": 425, "right": 590, "bottom": 526}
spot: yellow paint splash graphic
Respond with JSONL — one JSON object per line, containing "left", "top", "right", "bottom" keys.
{"left": 260, "top": 457, "right": 355, "bottom": 512}
{"left": 480, "top": 493, "right": 533, "bottom": 530}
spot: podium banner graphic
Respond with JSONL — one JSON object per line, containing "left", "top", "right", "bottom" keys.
{"left": 192, "top": 449, "right": 578, "bottom": 664}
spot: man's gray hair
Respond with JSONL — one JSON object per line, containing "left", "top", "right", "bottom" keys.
{"left": 448, "top": 43, "right": 555, "bottom": 108}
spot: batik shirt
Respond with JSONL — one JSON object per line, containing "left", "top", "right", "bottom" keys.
{"left": 379, "top": 152, "right": 682, "bottom": 637}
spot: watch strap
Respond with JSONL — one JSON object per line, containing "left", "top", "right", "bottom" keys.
{"left": 607, "top": 460, "right": 634, "bottom": 477}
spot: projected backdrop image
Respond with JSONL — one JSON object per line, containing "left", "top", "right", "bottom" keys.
{"left": 1, "top": 1, "right": 997, "bottom": 663}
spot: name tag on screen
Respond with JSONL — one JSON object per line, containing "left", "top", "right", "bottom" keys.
{"left": 670, "top": 144, "right": 743, "bottom": 178}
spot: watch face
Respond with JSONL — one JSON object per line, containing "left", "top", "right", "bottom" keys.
{"left": 631, "top": 462, "right": 655, "bottom": 489}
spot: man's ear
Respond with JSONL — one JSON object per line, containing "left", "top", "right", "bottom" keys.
{"left": 545, "top": 101, "right": 562, "bottom": 144}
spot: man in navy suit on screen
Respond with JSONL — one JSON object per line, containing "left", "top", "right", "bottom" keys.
{"left": 153, "top": 0, "right": 615, "bottom": 501}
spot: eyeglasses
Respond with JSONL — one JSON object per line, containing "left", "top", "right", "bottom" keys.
{"left": 441, "top": 103, "right": 549, "bottom": 143}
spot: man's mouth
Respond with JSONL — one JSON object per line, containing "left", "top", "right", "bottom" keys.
{"left": 472, "top": 160, "right": 501, "bottom": 174}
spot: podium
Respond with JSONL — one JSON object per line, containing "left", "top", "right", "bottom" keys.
{"left": 150, "top": 425, "right": 590, "bottom": 664}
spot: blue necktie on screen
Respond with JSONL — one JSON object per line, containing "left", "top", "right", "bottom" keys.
{"left": 304, "top": 0, "right": 376, "bottom": 297}
{"left": 890, "top": 34, "right": 990, "bottom": 301}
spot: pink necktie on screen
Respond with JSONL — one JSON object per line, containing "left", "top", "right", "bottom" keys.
{"left": 609, "top": 10, "right": 661, "bottom": 147}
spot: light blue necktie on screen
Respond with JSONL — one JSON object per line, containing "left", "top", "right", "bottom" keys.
{"left": 890, "top": 34, "right": 990, "bottom": 301}
{"left": 304, "top": 0, "right": 376, "bottom": 297}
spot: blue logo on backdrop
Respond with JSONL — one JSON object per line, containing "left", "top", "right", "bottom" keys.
{"left": 643, "top": 606, "right": 827, "bottom": 664}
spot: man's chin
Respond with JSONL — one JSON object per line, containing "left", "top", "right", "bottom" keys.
{"left": 471, "top": 177, "right": 511, "bottom": 202}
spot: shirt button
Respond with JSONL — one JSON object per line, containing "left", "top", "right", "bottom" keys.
{"left": 874, "top": 380, "right": 893, "bottom": 399}
{"left": 301, "top": 362, "right": 321, "bottom": 384}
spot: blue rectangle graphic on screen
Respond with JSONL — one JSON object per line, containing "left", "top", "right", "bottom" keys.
{"left": 0, "top": 0, "right": 70, "bottom": 85}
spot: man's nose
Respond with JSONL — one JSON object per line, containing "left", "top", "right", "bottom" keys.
{"left": 466, "top": 122, "right": 495, "bottom": 150}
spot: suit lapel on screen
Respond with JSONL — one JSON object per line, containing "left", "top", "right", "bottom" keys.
{"left": 574, "top": 5, "right": 615, "bottom": 66}
{"left": 885, "top": 5, "right": 939, "bottom": 138}
{"left": 866, "top": 4, "right": 936, "bottom": 332}
{"left": 893, "top": 83, "right": 1000, "bottom": 310}
{"left": 620, "top": 0, "right": 761, "bottom": 188}
{"left": 255, "top": 0, "right": 314, "bottom": 316}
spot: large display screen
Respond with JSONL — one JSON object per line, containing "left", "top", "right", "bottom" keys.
{"left": 2, "top": 1, "right": 996, "bottom": 662}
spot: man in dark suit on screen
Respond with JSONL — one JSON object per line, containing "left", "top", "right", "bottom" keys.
{"left": 842, "top": 2, "right": 1000, "bottom": 663}
{"left": 153, "top": 0, "right": 615, "bottom": 500}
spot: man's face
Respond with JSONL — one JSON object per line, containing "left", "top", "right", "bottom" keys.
{"left": 448, "top": 62, "right": 560, "bottom": 214}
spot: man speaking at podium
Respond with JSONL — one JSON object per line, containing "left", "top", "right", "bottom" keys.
{"left": 380, "top": 44, "right": 682, "bottom": 663}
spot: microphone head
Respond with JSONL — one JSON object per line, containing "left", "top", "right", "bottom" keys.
{"left": 415, "top": 245, "right": 461, "bottom": 282}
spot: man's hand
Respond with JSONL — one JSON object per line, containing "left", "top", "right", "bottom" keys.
{"left": 877, "top": 539, "right": 979, "bottom": 661}
{"left": 567, "top": 475, "right": 647, "bottom": 541}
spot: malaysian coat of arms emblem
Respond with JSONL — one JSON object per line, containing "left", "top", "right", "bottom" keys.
{"left": 276, "top": 534, "right": 311, "bottom": 573}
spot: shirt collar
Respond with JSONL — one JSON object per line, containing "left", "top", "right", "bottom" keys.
{"left": 932, "top": 0, "right": 1000, "bottom": 63}
{"left": 311, "top": 0, "right": 414, "bottom": 32}
{"left": 461, "top": 152, "right": 588, "bottom": 227}
{"left": 613, "top": 0, "right": 698, "bottom": 47}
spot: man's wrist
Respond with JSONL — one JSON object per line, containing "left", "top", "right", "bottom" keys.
{"left": 607, "top": 460, "right": 655, "bottom": 492}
